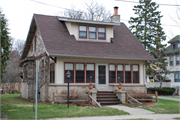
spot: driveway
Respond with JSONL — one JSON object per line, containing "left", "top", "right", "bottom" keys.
{"left": 153, "top": 96, "right": 180, "bottom": 102}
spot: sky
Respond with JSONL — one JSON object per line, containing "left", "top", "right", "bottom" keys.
{"left": 1, "top": 0, "right": 180, "bottom": 45}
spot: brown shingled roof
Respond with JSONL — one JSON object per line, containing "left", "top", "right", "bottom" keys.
{"left": 24, "top": 14, "right": 155, "bottom": 61}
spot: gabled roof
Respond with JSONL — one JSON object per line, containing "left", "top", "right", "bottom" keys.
{"left": 164, "top": 45, "right": 180, "bottom": 55}
{"left": 21, "top": 14, "right": 156, "bottom": 61}
{"left": 168, "top": 35, "right": 180, "bottom": 43}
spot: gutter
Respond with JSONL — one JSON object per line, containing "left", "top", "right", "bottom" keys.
{"left": 49, "top": 54, "right": 157, "bottom": 61}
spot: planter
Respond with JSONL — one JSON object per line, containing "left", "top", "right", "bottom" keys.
{"left": 117, "top": 85, "right": 122, "bottom": 92}
{"left": 88, "top": 85, "right": 93, "bottom": 92}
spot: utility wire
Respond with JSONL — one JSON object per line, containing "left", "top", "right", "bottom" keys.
{"left": 115, "top": 0, "right": 180, "bottom": 7}
{"left": 30, "top": 0, "right": 180, "bottom": 27}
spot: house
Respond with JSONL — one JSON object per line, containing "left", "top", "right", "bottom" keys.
{"left": 162, "top": 35, "right": 180, "bottom": 82}
{"left": 20, "top": 7, "right": 156, "bottom": 102}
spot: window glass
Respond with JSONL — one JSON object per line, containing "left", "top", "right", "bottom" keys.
{"left": 86, "top": 71, "right": 95, "bottom": 82}
{"left": 98, "top": 27, "right": 105, "bottom": 32}
{"left": 50, "top": 64, "right": 55, "bottom": 83}
{"left": 125, "top": 65, "right": 130, "bottom": 71}
{"left": 98, "top": 33, "right": 105, "bottom": 39}
{"left": 176, "top": 56, "right": 180, "bottom": 66}
{"left": 133, "top": 72, "right": 139, "bottom": 83}
{"left": 76, "top": 64, "right": 84, "bottom": 70}
{"left": 80, "top": 32, "right": 87, "bottom": 38}
{"left": 109, "top": 64, "right": 115, "bottom": 70}
{"left": 89, "top": 32, "right": 96, "bottom": 39}
{"left": 89, "top": 27, "right": 96, "bottom": 32}
{"left": 170, "top": 56, "right": 174, "bottom": 66}
{"left": 87, "top": 64, "right": 94, "bottom": 70}
{"left": 76, "top": 71, "right": 84, "bottom": 82}
{"left": 175, "top": 73, "right": 179, "bottom": 82}
{"left": 117, "top": 65, "right": 123, "bottom": 71}
{"left": 79, "top": 26, "right": 86, "bottom": 31}
{"left": 117, "top": 71, "right": 123, "bottom": 82}
{"left": 133, "top": 65, "right": 138, "bottom": 71}
{"left": 125, "top": 72, "right": 131, "bottom": 82}
{"left": 65, "top": 63, "right": 73, "bottom": 70}
{"left": 109, "top": 71, "right": 116, "bottom": 83}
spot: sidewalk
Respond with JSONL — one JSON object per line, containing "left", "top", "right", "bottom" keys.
{"left": 48, "top": 105, "right": 180, "bottom": 120}
{"left": 152, "top": 96, "right": 180, "bottom": 102}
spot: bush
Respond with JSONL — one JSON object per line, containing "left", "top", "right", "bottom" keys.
{"left": 148, "top": 87, "right": 176, "bottom": 95}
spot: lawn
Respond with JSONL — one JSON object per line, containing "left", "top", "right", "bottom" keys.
{"left": 160, "top": 95, "right": 180, "bottom": 99}
{"left": 1, "top": 94, "right": 129, "bottom": 119}
{"left": 123, "top": 99, "right": 180, "bottom": 114}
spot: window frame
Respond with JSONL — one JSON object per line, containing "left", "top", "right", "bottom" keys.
{"left": 176, "top": 55, "right": 180, "bottom": 66}
{"left": 125, "top": 64, "right": 132, "bottom": 83}
{"left": 86, "top": 63, "right": 95, "bottom": 83}
{"left": 132, "top": 64, "right": 139, "bottom": 83}
{"left": 34, "top": 36, "right": 36, "bottom": 51}
{"left": 88, "top": 26, "right": 97, "bottom": 40}
{"left": 50, "top": 63, "right": 55, "bottom": 83}
{"left": 64, "top": 62, "right": 74, "bottom": 83}
{"left": 109, "top": 63, "right": 116, "bottom": 83}
{"left": 98, "top": 27, "right": 106, "bottom": 40}
{"left": 79, "top": 25, "right": 87, "bottom": 39}
{"left": 75, "top": 63, "right": 85, "bottom": 83}
{"left": 117, "top": 64, "right": 124, "bottom": 83}
{"left": 169, "top": 56, "right": 174, "bottom": 66}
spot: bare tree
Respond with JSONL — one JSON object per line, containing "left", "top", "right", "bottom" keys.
{"left": 59, "top": 0, "right": 112, "bottom": 22}
{"left": 12, "top": 39, "right": 25, "bottom": 56}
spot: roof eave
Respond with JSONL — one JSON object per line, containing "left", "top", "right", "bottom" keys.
{"left": 49, "top": 54, "right": 157, "bottom": 61}
{"left": 58, "top": 18, "right": 120, "bottom": 26}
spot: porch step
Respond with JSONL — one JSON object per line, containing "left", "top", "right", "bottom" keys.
{"left": 97, "top": 91, "right": 121, "bottom": 105}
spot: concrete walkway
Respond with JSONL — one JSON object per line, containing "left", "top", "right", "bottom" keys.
{"left": 48, "top": 105, "right": 180, "bottom": 120}
{"left": 106, "top": 105, "right": 155, "bottom": 115}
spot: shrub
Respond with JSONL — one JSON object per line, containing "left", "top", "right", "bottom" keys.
{"left": 147, "top": 87, "right": 176, "bottom": 95}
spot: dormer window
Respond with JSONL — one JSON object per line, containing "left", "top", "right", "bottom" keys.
{"left": 89, "top": 27, "right": 96, "bottom": 39}
{"left": 171, "top": 43, "right": 178, "bottom": 50}
{"left": 79, "top": 26, "right": 87, "bottom": 38}
{"left": 98, "top": 27, "right": 106, "bottom": 40}
{"left": 79, "top": 25, "right": 106, "bottom": 40}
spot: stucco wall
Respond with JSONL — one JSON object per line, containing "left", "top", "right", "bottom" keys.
{"left": 27, "top": 28, "right": 46, "bottom": 57}
{"left": 65, "top": 22, "right": 114, "bottom": 43}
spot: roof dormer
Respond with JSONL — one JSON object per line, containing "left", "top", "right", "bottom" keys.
{"left": 58, "top": 7, "right": 120, "bottom": 43}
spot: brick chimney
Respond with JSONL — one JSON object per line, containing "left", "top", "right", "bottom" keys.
{"left": 111, "top": 6, "right": 120, "bottom": 23}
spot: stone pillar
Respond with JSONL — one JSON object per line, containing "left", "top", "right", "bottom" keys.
{"left": 115, "top": 91, "right": 126, "bottom": 103}
{"left": 91, "top": 91, "right": 97, "bottom": 105}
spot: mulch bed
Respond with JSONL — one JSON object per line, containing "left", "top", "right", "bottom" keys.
{"left": 144, "top": 102, "right": 155, "bottom": 106}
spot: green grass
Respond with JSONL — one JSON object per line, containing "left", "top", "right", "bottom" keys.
{"left": 160, "top": 95, "right": 180, "bottom": 99}
{"left": 1, "top": 94, "right": 129, "bottom": 119}
{"left": 175, "top": 117, "right": 180, "bottom": 119}
{"left": 123, "top": 99, "right": 180, "bottom": 114}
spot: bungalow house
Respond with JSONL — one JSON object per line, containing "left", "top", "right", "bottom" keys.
{"left": 20, "top": 7, "right": 155, "bottom": 103}
{"left": 162, "top": 35, "right": 180, "bottom": 82}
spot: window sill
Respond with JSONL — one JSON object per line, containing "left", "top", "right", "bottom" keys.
{"left": 77, "top": 39, "right": 109, "bottom": 43}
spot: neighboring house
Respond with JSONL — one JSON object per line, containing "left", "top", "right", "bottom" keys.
{"left": 20, "top": 7, "right": 155, "bottom": 102}
{"left": 163, "top": 35, "right": 180, "bottom": 82}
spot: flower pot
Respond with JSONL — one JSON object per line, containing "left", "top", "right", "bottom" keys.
{"left": 88, "top": 85, "right": 93, "bottom": 92}
{"left": 117, "top": 85, "right": 122, "bottom": 92}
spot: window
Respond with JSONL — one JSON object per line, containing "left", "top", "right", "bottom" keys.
{"left": 98, "top": 27, "right": 105, "bottom": 39}
{"left": 50, "top": 63, "right": 55, "bottom": 83}
{"left": 125, "top": 65, "right": 131, "bottom": 83}
{"left": 24, "top": 64, "right": 28, "bottom": 79}
{"left": 76, "top": 63, "right": 85, "bottom": 83}
{"left": 172, "top": 44, "right": 176, "bottom": 49}
{"left": 176, "top": 55, "right": 180, "bottom": 66}
{"left": 175, "top": 73, "right": 179, "bottom": 82}
{"left": 109, "top": 64, "right": 116, "bottom": 83}
{"left": 64, "top": 63, "right": 74, "bottom": 83}
{"left": 86, "top": 63, "right": 95, "bottom": 83}
{"left": 79, "top": 26, "right": 87, "bottom": 38}
{"left": 170, "top": 56, "right": 174, "bottom": 66}
{"left": 34, "top": 36, "right": 36, "bottom": 51}
{"left": 133, "top": 65, "right": 139, "bottom": 83}
{"left": 89, "top": 27, "right": 96, "bottom": 39}
{"left": 117, "top": 64, "right": 124, "bottom": 83}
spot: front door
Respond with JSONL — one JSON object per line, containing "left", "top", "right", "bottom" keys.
{"left": 96, "top": 65, "right": 108, "bottom": 91}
